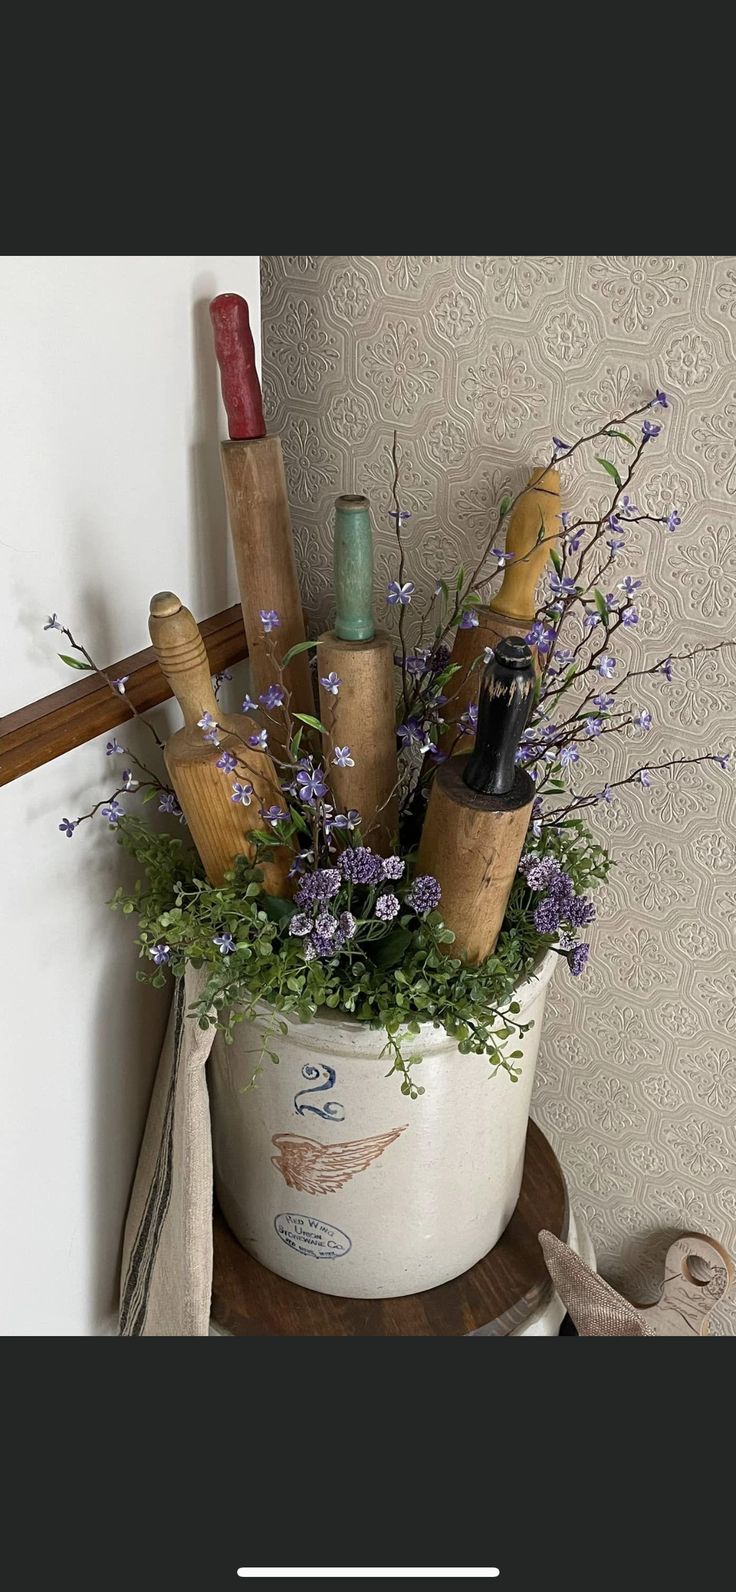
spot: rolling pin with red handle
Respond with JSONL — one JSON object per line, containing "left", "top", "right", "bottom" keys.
{"left": 210, "top": 294, "right": 313, "bottom": 756}
{"left": 148, "top": 591, "right": 292, "bottom": 894}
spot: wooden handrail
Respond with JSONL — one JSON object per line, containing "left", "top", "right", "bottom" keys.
{"left": 0, "top": 605, "right": 248, "bottom": 787}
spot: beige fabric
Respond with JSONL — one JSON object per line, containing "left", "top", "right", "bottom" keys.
{"left": 539, "top": 1230, "right": 656, "bottom": 1336}
{"left": 119, "top": 966, "right": 215, "bottom": 1336}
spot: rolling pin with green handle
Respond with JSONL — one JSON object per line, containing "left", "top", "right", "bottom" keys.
{"left": 317, "top": 495, "right": 399, "bottom": 854}
{"left": 440, "top": 465, "right": 561, "bottom": 752}
{"left": 148, "top": 591, "right": 292, "bottom": 894}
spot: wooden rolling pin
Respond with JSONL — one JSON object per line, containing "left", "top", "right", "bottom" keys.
{"left": 317, "top": 495, "right": 399, "bottom": 853}
{"left": 148, "top": 591, "right": 292, "bottom": 895}
{"left": 210, "top": 293, "right": 313, "bottom": 756}
{"left": 417, "top": 639, "right": 535, "bottom": 963}
{"left": 440, "top": 465, "right": 560, "bottom": 753}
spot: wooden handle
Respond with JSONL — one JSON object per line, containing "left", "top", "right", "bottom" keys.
{"left": 416, "top": 758, "right": 534, "bottom": 963}
{"left": 318, "top": 630, "right": 398, "bottom": 854}
{"left": 149, "top": 592, "right": 219, "bottom": 731}
{"left": 489, "top": 465, "right": 561, "bottom": 621}
{"left": 209, "top": 293, "right": 266, "bottom": 441}
{"left": 220, "top": 434, "right": 313, "bottom": 756}
{"left": 164, "top": 720, "right": 292, "bottom": 895}
{"left": 334, "top": 495, "right": 374, "bottom": 642}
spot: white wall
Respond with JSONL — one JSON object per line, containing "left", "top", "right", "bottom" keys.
{"left": 0, "top": 256, "right": 260, "bottom": 1333}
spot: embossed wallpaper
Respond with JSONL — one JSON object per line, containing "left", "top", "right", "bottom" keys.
{"left": 261, "top": 256, "right": 736, "bottom": 1331}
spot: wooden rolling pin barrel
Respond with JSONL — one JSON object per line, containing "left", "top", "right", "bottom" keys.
{"left": 210, "top": 294, "right": 313, "bottom": 758}
{"left": 318, "top": 494, "right": 399, "bottom": 853}
{"left": 148, "top": 591, "right": 291, "bottom": 895}
{"left": 441, "top": 464, "right": 560, "bottom": 753}
{"left": 417, "top": 638, "right": 536, "bottom": 962}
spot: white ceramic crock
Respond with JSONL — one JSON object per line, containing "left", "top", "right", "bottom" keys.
{"left": 209, "top": 949, "right": 557, "bottom": 1299}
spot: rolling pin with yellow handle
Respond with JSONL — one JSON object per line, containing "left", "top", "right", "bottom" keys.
{"left": 148, "top": 592, "right": 292, "bottom": 894}
{"left": 417, "top": 639, "right": 535, "bottom": 963}
{"left": 440, "top": 464, "right": 560, "bottom": 753}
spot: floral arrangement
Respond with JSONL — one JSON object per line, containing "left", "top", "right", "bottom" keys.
{"left": 49, "top": 391, "right": 731, "bottom": 1095}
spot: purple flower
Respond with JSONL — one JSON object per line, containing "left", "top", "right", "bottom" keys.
{"left": 338, "top": 846, "right": 383, "bottom": 886}
{"left": 106, "top": 739, "right": 123, "bottom": 756}
{"left": 296, "top": 768, "right": 328, "bottom": 803}
{"left": 652, "top": 389, "right": 669, "bottom": 409}
{"left": 375, "top": 892, "right": 400, "bottom": 921}
{"left": 397, "top": 716, "right": 427, "bottom": 749}
{"left": 306, "top": 930, "right": 339, "bottom": 960}
{"left": 713, "top": 753, "right": 730, "bottom": 770}
{"left": 567, "top": 942, "right": 590, "bottom": 976}
{"left": 560, "top": 745, "right": 580, "bottom": 767}
{"left": 315, "top": 911, "right": 339, "bottom": 941}
{"left": 381, "top": 856, "right": 405, "bottom": 881}
{"left": 622, "top": 608, "right": 639, "bottom": 627}
{"left": 216, "top": 750, "right": 238, "bottom": 774}
{"left": 159, "top": 793, "right": 180, "bottom": 815}
{"left": 110, "top": 676, "right": 129, "bottom": 694}
{"left": 597, "top": 656, "right": 616, "bottom": 679}
{"left": 101, "top": 800, "right": 124, "bottom": 825}
{"left": 549, "top": 573, "right": 577, "bottom": 596}
{"left": 526, "top": 621, "right": 556, "bottom": 654}
{"left": 213, "top": 932, "right": 235, "bottom": 955}
{"left": 259, "top": 609, "right": 280, "bottom": 632}
{"left": 661, "top": 658, "right": 674, "bottom": 682}
{"left": 459, "top": 609, "right": 480, "bottom": 630}
{"left": 639, "top": 769, "right": 652, "bottom": 787}
{"left": 320, "top": 672, "right": 341, "bottom": 695}
{"left": 606, "top": 533, "right": 625, "bottom": 555}
{"left": 554, "top": 647, "right": 575, "bottom": 667}
{"left": 197, "top": 711, "right": 218, "bottom": 736}
{"left": 44, "top": 613, "right": 62, "bottom": 630}
{"left": 338, "top": 911, "right": 357, "bottom": 940}
{"left": 232, "top": 781, "right": 254, "bottom": 805}
{"left": 620, "top": 495, "right": 639, "bottom": 517}
{"left": 642, "top": 419, "right": 661, "bottom": 440}
{"left": 259, "top": 684, "right": 285, "bottom": 710}
{"left": 634, "top": 710, "right": 652, "bottom": 731}
{"left": 492, "top": 548, "right": 515, "bottom": 568}
{"left": 59, "top": 817, "right": 76, "bottom": 837}
{"left": 260, "top": 804, "right": 288, "bottom": 826}
{"left": 289, "top": 913, "right": 312, "bottom": 937}
{"left": 619, "top": 576, "right": 642, "bottom": 596}
{"left": 600, "top": 786, "right": 614, "bottom": 803}
{"left": 388, "top": 508, "right": 412, "bottom": 525}
{"left": 406, "top": 874, "right": 441, "bottom": 914}
{"left": 150, "top": 943, "right": 171, "bottom": 966}
{"left": 122, "top": 769, "right": 139, "bottom": 791}
{"left": 247, "top": 729, "right": 268, "bottom": 752}
{"left": 559, "top": 511, "right": 570, "bottom": 530}
{"left": 566, "top": 895, "right": 596, "bottom": 929}
{"left": 593, "top": 693, "right": 615, "bottom": 710}
{"left": 519, "top": 855, "right": 562, "bottom": 892}
{"left": 295, "top": 868, "right": 342, "bottom": 908}
{"left": 346, "top": 810, "right": 362, "bottom": 830}
{"left": 387, "top": 580, "right": 415, "bottom": 606}
{"left": 585, "top": 717, "right": 604, "bottom": 738}
{"left": 552, "top": 437, "right": 571, "bottom": 453}
{"left": 332, "top": 746, "right": 354, "bottom": 768}
{"left": 666, "top": 510, "right": 681, "bottom": 533}
{"left": 241, "top": 694, "right": 258, "bottom": 714}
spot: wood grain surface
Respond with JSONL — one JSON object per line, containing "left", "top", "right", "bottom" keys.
{"left": 211, "top": 1119, "right": 567, "bottom": 1336}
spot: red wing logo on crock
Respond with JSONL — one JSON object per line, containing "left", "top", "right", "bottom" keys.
{"left": 271, "top": 1127, "right": 408, "bottom": 1195}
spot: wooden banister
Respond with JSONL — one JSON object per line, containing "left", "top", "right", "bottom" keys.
{"left": 0, "top": 605, "right": 248, "bottom": 787}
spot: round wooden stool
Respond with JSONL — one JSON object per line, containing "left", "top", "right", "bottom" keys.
{"left": 211, "top": 1120, "right": 568, "bottom": 1337}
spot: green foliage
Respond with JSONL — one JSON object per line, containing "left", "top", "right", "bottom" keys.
{"left": 108, "top": 810, "right": 612, "bottom": 1095}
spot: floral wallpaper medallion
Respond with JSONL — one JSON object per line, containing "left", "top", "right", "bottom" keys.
{"left": 262, "top": 256, "right": 736, "bottom": 1332}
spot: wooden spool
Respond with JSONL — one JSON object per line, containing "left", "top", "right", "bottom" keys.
{"left": 416, "top": 757, "right": 534, "bottom": 964}
{"left": 219, "top": 434, "right": 314, "bottom": 754}
{"left": 440, "top": 465, "right": 560, "bottom": 753}
{"left": 148, "top": 592, "right": 292, "bottom": 894}
{"left": 317, "top": 630, "right": 399, "bottom": 854}
{"left": 211, "top": 1120, "right": 568, "bottom": 1336}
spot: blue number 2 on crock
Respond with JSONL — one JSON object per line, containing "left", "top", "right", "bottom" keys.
{"left": 294, "top": 1062, "right": 345, "bottom": 1122}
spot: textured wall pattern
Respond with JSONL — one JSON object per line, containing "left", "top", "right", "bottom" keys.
{"left": 261, "top": 256, "right": 736, "bottom": 1332}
